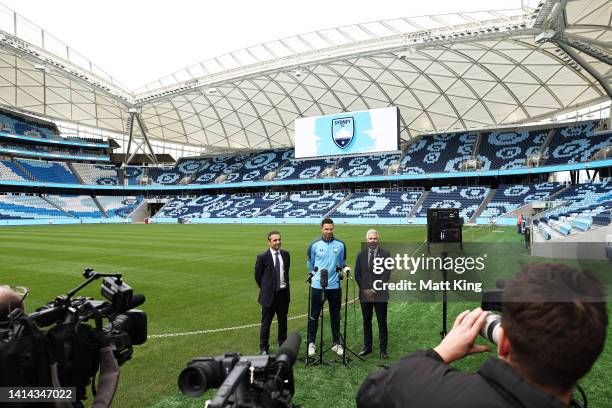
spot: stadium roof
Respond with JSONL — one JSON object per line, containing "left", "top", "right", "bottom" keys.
{"left": 0, "top": 0, "right": 608, "bottom": 150}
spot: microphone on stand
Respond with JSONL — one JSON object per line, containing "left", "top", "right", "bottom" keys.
{"left": 306, "top": 266, "right": 318, "bottom": 283}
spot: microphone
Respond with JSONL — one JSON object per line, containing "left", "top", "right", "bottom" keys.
{"left": 320, "top": 269, "right": 328, "bottom": 289}
{"left": 337, "top": 265, "right": 351, "bottom": 280}
{"left": 306, "top": 266, "right": 318, "bottom": 283}
{"left": 275, "top": 332, "right": 301, "bottom": 367}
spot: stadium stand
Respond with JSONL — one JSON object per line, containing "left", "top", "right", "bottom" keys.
{"left": 477, "top": 128, "right": 548, "bottom": 170}
{"left": 335, "top": 153, "right": 401, "bottom": 177}
{"left": 330, "top": 188, "right": 423, "bottom": 218}
{"left": 274, "top": 158, "right": 339, "bottom": 180}
{"left": 188, "top": 154, "right": 251, "bottom": 183}
{"left": 96, "top": 196, "right": 144, "bottom": 218}
{"left": 16, "top": 159, "right": 80, "bottom": 184}
{"left": 0, "top": 160, "right": 30, "bottom": 181}
{"left": 415, "top": 186, "right": 490, "bottom": 221}
{"left": 546, "top": 180, "right": 612, "bottom": 224}
{"left": 260, "top": 190, "right": 348, "bottom": 218}
{"left": 0, "top": 111, "right": 57, "bottom": 139}
{"left": 43, "top": 195, "right": 103, "bottom": 218}
{"left": 155, "top": 192, "right": 286, "bottom": 219}
{"left": 543, "top": 121, "right": 611, "bottom": 165}
{"left": 400, "top": 132, "right": 476, "bottom": 174}
{"left": 71, "top": 163, "right": 119, "bottom": 185}
{"left": 480, "top": 182, "right": 565, "bottom": 218}
{"left": 225, "top": 149, "right": 291, "bottom": 182}
{"left": 0, "top": 194, "right": 71, "bottom": 219}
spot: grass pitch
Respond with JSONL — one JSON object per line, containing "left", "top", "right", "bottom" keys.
{"left": 1, "top": 224, "right": 610, "bottom": 407}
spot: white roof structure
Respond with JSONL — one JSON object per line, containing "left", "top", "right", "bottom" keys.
{"left": 0, "top": 0, "right": 608, "bottom": 151}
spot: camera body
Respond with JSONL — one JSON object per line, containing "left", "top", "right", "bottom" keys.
{"left": 0, "top": 269, "right": 147, "bottom": 402}
{"left": 179, "top": 333, "right": 301, "bottom": 408}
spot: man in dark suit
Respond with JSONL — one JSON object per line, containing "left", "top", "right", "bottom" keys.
{"left": 355, "top": 229, "right": 391, "bottom": 359}
{"left": 255, "top": 230, "right": 290, "bottom": 355}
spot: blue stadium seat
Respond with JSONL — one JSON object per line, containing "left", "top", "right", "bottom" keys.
{"left": 16, "top": 159, "right": 80, "bottom": 184}
{"left": 155, "top": 192, "right": 285, "bottom": 218}
{"left": 335, "top": 153, "right": 401, "bottom": 178}
{"left": 400, "top": 132, "right": 477, "bottom": 174}
{"left": 477, "top": 129, "right": 547, "bottom": 170}
{"left": 0, "top": 194, "right": 70, "bottom": 219}
{"left": 330, "top": 189, "right": 422, "bottom": 218}
{"left": 261, "top": 191, "right": 347, "bottom": 218}
{"left": 480, "top": 182, "right": 564, "bottom": 218}
{"left": 543, "top": 121, "right": 611, "bottom": 165}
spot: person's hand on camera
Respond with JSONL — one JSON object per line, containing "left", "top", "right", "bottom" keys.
{"left": 434, "top": 308, "right": 490, "bottom": 364}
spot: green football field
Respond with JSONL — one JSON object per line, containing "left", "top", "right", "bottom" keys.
{"left": 1, "top": 224, "right": 610, "bottom": 407}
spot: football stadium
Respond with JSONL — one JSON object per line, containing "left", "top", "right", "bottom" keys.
{"left": 0, "top": 0, "right": 611, "bottom": 407}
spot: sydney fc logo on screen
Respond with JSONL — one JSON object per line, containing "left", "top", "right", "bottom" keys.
{"left": 332, "top": 117, "right": 355, "bottom": 149}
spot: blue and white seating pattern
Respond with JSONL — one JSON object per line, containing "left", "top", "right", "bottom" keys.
{"left": 147, "top": 167, "right": 184, "bottom": 185}
{"left": 480, "top": 183, "right": 564, "bottom": 218}
{"left": 274, "top": 153, "right": 338, "bottom": 180}
{"left": 547, "top": 180, "right": 612, "bottom": 222}
{"left": 543, "top": 122, "right": 611, "bottom": 165}
{"left": 44, "top": 195, "right": 103, "bottom": 218}
{"left": 72, "top": 163, "right": 118, "bottom": 185}
{"left": 190, "top": 154, "right": 251, "bottom": 183}
{"left": 401, "top": 132, "right": 476, "bottom": 174}
{"left": 156, "top": 193, "right": 285, "bottom": 218}
{"left": 0, "top": 161, "right": 29, "bottom": 181}
{"left": 225, "top": 149, "right": 291, "bottom": 183}
{"left": 330, "top": 189, "right": 422, "bottom": 218}
{"left": 97, "top": 196, "right": 143, "bottom": 218}
{"left": 415, "top": 186, "right": 490, "bottom": 221}
{"left": 261, "top": 191, "right": 347, "bottom": 218}
{"left": 477, "top": 129, "right": 547, "bottom": 170}
{"left": 335, "top": 153, "right": 401, "bottom": 178}
{"left": 0, "top": 194, "right": 70, "bottom": 219}
{"left": 16, "top": 159, "right": 79, "bottom": 184}
{"left": 123, "top": 166, "right": 145, "bottom": 185}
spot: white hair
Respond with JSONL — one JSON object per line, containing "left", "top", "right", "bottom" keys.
{"left": 365, "top": 229, "right": 379, "bottom": 239}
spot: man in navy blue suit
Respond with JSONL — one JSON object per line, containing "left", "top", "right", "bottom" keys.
{"left": 255, "top": 230, "right": 291, "bottom": 354}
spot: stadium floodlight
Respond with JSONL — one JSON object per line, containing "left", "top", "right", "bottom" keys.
{"left": 205, "top": 88, "right": 218, "bottom": 95}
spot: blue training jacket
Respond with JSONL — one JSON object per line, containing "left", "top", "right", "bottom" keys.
{"left": 306, "top": 236, "right": 346, "bottom": 290}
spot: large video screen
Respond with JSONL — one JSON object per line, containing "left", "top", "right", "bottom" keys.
{"left": 294, "top": 106, "right": 399, "bottom": 159}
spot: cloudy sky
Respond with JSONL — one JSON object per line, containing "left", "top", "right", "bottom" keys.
{"left": 0, "top": 0, "right": 525, "bottom": 90}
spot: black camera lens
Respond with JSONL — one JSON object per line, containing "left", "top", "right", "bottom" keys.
{"left": 178, "top": 360, "right": 222, "bottom": 397}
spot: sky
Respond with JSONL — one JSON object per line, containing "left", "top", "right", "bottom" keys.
{"left": 0, "top": 0, "right": 525, "bottom": 90}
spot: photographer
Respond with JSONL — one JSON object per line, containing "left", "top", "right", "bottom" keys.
{"left": 356, "top": 264, "right": 608, "bottom": 408}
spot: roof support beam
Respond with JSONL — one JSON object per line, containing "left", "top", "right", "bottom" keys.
{"left": 556, "top": 41, "right": 612, "bottom": 98}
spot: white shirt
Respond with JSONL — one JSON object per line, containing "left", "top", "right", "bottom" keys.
{"left": 270, "top": 248, "right": 286, "bottom": 289}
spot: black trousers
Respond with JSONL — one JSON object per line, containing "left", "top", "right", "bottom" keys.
{"left": 259, "top": 288, "right": 289, "bottom": 351}
{"left": 308, "top": 287, "right": 341, "bottom": 345}
{"left": 361, "top": 301, "right": 388, "bottom": 352}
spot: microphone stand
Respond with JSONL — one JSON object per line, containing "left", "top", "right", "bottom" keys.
{"left": 304, "top": 270, "right": 316, "bottom": 365}
{"left": 312, "top": 284, "right": 330, "bottom": 366}
{"left": 340, "top": 270, "right": 364, "bottom": 366}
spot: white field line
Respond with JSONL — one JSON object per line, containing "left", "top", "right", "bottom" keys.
{"left": 149, "top": 240, "right": 427, "bottom": 340}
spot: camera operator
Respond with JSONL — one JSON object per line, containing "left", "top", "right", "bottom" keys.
{"left": 356, "top": 263, "right": 608, "bottom": 408}
{"left": 0, "top": 285, "right": 25, "bottom": 320}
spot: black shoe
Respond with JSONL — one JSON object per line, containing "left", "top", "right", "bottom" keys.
{"left": 380, "top": 351, "right": 388, "bottom": 359}
{"left": 260, "top": 349, "right": 269, "bottom": 355}
{"left": 358, "top": 349, "right": 372, "bottom": 357}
